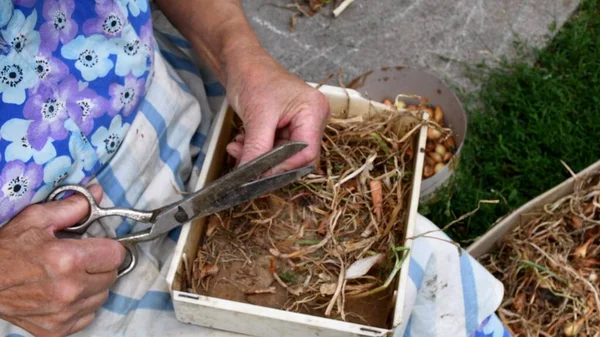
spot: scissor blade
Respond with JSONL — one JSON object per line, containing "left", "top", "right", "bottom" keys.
{"left": 195, "top": 165, "right": 314, "bottom": 217}
{"left": 147, "top": 165, "right": 313, "bottom": 240}
{"left": 199, "top": 141, "right": 307, "bottom": 201}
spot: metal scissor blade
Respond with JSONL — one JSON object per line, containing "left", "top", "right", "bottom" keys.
{"left": 197, "top": 141, "right": 307, "bottom": 202}
{"left": 143, "top": 163, "right": 313, "bottom": 241}
{"left": 194, "top": 165, "right": 313, "bottom": 218}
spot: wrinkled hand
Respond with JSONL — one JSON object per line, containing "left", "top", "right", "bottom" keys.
{"left": 0, "top": 185, "right": 125, "bottom": 337}
{"left": 224, "top": 57, "right": 330, "bottom": 173}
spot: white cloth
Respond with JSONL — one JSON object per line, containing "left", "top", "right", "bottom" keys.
{"left": 398, "top": 215, "right": 504, "bottom": 337}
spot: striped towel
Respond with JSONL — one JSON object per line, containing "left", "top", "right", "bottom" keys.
{"left": 1, "top": 8, "right": 510, "bottom": 337}
{"left": 397, "top": 215, "right": 508, "bottom": 337}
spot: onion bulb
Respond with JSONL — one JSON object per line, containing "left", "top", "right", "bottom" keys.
{"left": 435, "top": 144, "right": 447, "bottom": 156}
{"left": 444, "top": 137, "right": 456, "bottom": 152}
{"left": 434, "top": 105, "right": 443, "bottom": 124}
{"left": 564, "top": 322, "right": 579, "bottom": 336}
{"left": 423, "top": 165, "right": 433, "bottom": 178}
{"left": 443, "top": 152, "right": 452, "bottom": 162}
{"left": 429, "top": 152, "right": 443, "bottom": 163}
{"left": 426, "top": 141, "right": 435, "bottom": 153}
{"left": 427, "top": 128, "right": 441, "bottom": 140}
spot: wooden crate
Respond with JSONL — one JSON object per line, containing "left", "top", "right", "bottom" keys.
{"left": 165, "top": 84, "right": 428, "bottom": 337}
{"left": 467, "top": 160, "right": 600, "bottom": 258}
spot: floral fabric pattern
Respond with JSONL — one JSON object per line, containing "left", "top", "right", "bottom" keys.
{"left": 0, "top": 0, "right": 153, "bottom": 224}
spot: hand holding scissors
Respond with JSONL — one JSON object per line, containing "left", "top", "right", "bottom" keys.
{"left": 47, "top": 142, "right": 312, "bottom": 278}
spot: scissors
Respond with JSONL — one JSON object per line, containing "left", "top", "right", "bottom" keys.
{"left": 47, "top": 142, "right": 312, "bottom": 278}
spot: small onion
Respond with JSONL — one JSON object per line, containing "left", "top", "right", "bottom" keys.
{"left": 425, "top": 155, "right": 436, "bottom": 166}
{"left": 427, "top": 128, "right": 441, "bottom": 140}
{"left": 395, "top": 100, "right": 406, "bottom": 110}
{"left": 434, "top": 105, "right": 443, "bottom": 124}
{"left": 429, "top": 152, "right": 443, "bottom": 163}
{"left": 443, "top": 152, "right": 452, "bottom": 162}
{"left": 589, "top": 272, "right": 598, "bottom": 282}
{"left": 426, "top": 140, "right": 436, "bottom": 153}
{"left": 434, "top": 163, "right": 445, "bottom": 174}
{"left": 319, "top": 283, "right": 337, "bottom": 296}
{"left": 406, "top": 105, "right": 418, "bottom": 111}
{"left": 383, "top": 99, "right": 393, "bottom": 107}
{"left": 444, "top": 137, "right": 456, "bottom": 152}
{"left": 564, "top": 321, "right": 582, "bottom": 337}
{"left": 423, "top": 165, "right": 433, "bottom": 178}
{"left": 435, "top": 144, "right": 447, "bottom": 156}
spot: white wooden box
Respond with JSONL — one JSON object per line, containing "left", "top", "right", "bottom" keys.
{"left": 467, "top": 160, "right": 600, "bottom": 259}
{"left": 166, "top": 84, "right": 428, "bottom": 337}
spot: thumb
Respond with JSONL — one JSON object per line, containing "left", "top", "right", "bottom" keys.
{"left": 238, "top": 115, "right": 278, "bottom": 166}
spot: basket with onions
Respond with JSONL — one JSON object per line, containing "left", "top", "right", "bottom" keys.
{"left": 382, "top": 98, "right": 457, "bottom": 180}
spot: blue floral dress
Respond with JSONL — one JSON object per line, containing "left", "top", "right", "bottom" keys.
{"left": 0, "top": 0, "right": 153, "bottom": 224}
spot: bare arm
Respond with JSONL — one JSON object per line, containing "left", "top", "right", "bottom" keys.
{"left": 154, "top": 0, "right": 331, "bottom": 172}
{"left": 153, "top": 0, "right": 267, "bottom": 88}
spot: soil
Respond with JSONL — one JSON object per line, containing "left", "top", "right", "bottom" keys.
{"left": 189, "top": 192, "right": 398, "bottom": 329}
{"left": 198, "top": 248, "right": 394, "bottom": 328}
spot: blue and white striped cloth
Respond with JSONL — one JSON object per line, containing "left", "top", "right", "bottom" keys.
{"left": 1, "top": 8, "right": 510, "bottom": 337}
{"left": 400, "top": 215, "right": 509, "bottom": 337}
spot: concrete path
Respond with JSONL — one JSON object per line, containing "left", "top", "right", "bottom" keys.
{"left": 241, "top": 0, "right": 580, "bottom": 91}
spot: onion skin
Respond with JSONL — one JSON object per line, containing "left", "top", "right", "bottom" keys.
{"left": 434, "top": 105, "right": 443, "bottom": 124}
{"left": 429, "top": 152, "right": 443, "bottom": 163}
{"left": 426, "top": 141, "right": 436, "bottom": 153}
{"left": 435, "top": 144, "right": 447, "bottom": 156}
{"left": 443, "top": 152, "right": 452, "bottom": 162}
{"left": 427, "top": 128, "right": 442, "bottom": 140}
{"left": 423, "top": 165, "right": 434, "bottom": 178}
{"left": 444, "top": 138, "right": 456, "bottom": 152}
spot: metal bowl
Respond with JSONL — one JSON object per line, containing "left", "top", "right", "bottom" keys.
{"left": 348, "top": 67, "right": 467, "bottom": 202}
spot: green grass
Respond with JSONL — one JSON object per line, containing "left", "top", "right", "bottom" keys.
{"left": 420, "top": 0, "right": 600, "bottom": 243}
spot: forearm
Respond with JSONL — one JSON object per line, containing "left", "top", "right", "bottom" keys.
{"left": 154, "top": 0, "right": 274, "bottom": 86}
{"left": 156, "top": 0, "right": 329, "bottom": 173}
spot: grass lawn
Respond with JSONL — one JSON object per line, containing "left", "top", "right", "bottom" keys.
{"left": 420, "top": 0, "right": 600, "bottom": 243}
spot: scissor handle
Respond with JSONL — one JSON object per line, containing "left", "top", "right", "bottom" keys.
{"left": 117, "top": 244, "right": 137, "bottom": 278}
{"left": 47, "top": 185, "right": 154, "bottom": 278}
{"left": 47, "top": 185, "right": 100, "bottom": 234}
{"left": 47, "top": 185, "right": 155, "bottom": 234}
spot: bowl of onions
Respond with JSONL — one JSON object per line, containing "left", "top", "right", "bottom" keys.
{"left": 348, "top": 67, "right": 467, "bottom": 202}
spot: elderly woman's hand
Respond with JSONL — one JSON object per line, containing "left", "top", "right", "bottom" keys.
{"left": 155, "top": 0, "right": 331, "bottom": 173}
{"left": 0, "top": 185, "right": 125, "bottom": 337}
{"left": 224, "top": 56, "right": 330, "bottom": 173}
